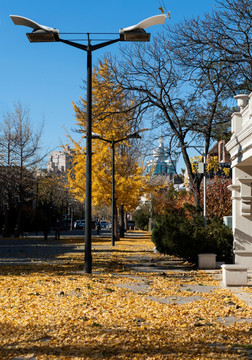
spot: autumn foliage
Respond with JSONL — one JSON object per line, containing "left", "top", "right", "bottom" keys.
{"left": 67, "top": 60, "right": 150, "bottom": 213}
{"left": 152, "top": 174, "right": 231, "bottom": 220}
{"left": 201, "top": 176, "right": 232, "bottom": 218}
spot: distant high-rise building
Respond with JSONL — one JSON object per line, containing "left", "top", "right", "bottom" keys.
{"left": 47, "top": 149, "right": 72, "bottom": 173}
{"left": 147, "top": 136, "right": 176, "bottom": 177}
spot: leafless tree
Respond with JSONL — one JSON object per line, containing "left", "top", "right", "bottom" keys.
{"left": 104, "top": 0, "right": 252, "bottom": 207}
{"left": 107, "top": 28, "right": 234, "bottom": 207}
{"left": 0, "top": 103, "right": 44, "bottom": 235}
{"left": 171, "top": 0, "right": 252, "bottom": 92}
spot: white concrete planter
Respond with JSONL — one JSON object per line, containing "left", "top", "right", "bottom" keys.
{"left": 198, "top": 253, "right": 216, "bottom": 269}
{"left": 222, "top": 264, "right": 248, "bottom": 287}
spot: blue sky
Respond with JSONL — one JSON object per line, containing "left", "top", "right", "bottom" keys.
{"left": 0, "top": 0, "right": 216, "bottom": 170}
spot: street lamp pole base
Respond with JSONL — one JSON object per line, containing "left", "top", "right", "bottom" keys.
{"left": 84, "top": 255, "right": 92, "bottom": 273}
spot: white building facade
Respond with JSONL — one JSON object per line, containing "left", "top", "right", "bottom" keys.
{"left": 226, "top": 92, "right": 252, "bottom": 269}
{"left": 47, "top": 149, "right": 72, "bottom": 173}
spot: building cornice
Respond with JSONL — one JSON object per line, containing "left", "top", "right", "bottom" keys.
{"left": 226, "top": 125, "right": 252, "bottom": 163}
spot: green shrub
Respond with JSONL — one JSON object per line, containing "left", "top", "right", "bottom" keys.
{"left": 152, "top": 208, "right": 233, "bottom": 264}
{"left": 133, "top": 205, "right": 151, "bottom": 230}
{"left": 206, "top": 217, "right": 233, "bottom": 263}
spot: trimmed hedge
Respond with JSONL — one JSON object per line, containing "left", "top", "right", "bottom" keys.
{"left": 152, "top": 208, "right": 233, "bottom": 264}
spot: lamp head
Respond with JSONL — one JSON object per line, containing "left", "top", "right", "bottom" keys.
{"left": 27, "top": 30, "right": 60, "bottom": 42}
{"left": 91, "top": 132, "right": 102, "bottom": 139}
{"left": 120, "top": 14, "right": 166, "bottom": 42}
{"left": 120, "top": 29, "right": 150, "bottom": 42}
{"left": 10, "top": 15, "right": 60, "bottom": 42}
{"left": 128, "top": 128, "right": 148, "bottom": 139}
{"left": 128, "top": 133, "right": 142, "bottom": 139}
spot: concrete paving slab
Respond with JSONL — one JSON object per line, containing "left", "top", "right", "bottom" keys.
{"left": 146, "top": 295, "right": 202, "bottom": 305}
{"left": 180, "top": 284, "right": 220, "bottom": 293}
{"left": 11, "top": 356, "right": 36, "bottom": 360}
{"left": 216, "top": 316, "right": 252, "bottom": 325}
{"left": 232, "top": 290, "right": 252, "bottom": 307}
{"left": 117, "top": 282, "right": 151, "bottom": 293}
{"left": 126, "top": 263, "right": 186, "bottom": 273}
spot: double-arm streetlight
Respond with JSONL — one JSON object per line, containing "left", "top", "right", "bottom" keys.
{"left": 92, "top": 129, "right": 148, "bottom": 246}
{"left": 10, "top": 13, "right": 166, "bottom": 273}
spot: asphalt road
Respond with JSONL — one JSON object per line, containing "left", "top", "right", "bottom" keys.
{"left": 0, "top": 229, "right": 110, "bottom": 265}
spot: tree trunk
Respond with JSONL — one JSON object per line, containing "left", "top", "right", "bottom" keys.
{"left": 119, "top": 205, "right": 125, "bottom": 238}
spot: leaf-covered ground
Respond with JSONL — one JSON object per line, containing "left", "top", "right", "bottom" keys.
{"left": 0, "top": 233, "right": 252, "bottom": 359}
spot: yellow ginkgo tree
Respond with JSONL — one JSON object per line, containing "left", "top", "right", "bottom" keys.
{"left": 67, "top": 59, "right": 150, "bottom": 231}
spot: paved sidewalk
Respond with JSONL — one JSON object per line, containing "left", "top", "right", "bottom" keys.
{"left": 2, "top": 233, "right": 251, "bottom": 360}
{"left": 1, "top": 234, "right": 251, "bottom": 307}
{"left": 92, "top": 236, "right": 252, "bottom": 311}
{"left": 121, "top": 253, "right": 252, "bottom": 308}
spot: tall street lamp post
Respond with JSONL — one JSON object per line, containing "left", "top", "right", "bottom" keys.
{"left": 10, "top": 14, "right": 166, "bottom": 273}
{"left": 92, "top": 129, "right": 147, "bottom": 246}
{"left": 201, "top": 144, "right": 207, "bottom": 228}
{"left": 188, "top": 144, "right": 207, "bottom": 227}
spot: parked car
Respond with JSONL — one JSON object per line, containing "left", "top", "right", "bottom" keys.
{"left": 100, "top": 220, "right": 108, "bottom": 229}
{"left": 74, "top": 220, "right": 85, "bottom": 229}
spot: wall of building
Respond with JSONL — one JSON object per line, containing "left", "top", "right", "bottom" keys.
{"left": 47, "top": 149, "right": 72, "bottom": 173}
{"left": 226, "top": 93, "right": 252, "bottom": 268}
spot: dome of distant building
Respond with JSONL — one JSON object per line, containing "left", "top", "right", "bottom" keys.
{"left": 147, "top": 136, "right": 176, "bottom": 177}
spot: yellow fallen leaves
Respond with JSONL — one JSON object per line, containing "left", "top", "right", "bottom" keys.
{"left": 0, "top": 234, "right": 251, "bottom": 359}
